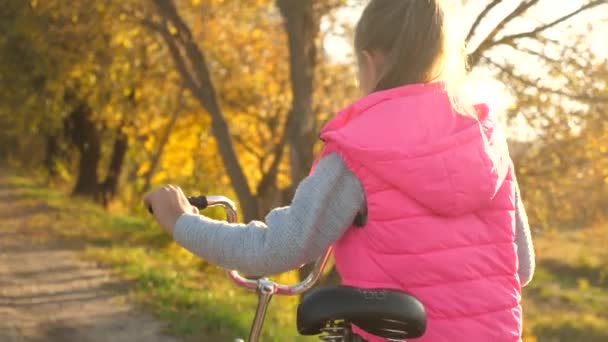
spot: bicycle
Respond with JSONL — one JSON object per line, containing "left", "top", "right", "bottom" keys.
{"left": 152, "top": 195, "right": 427, "bottom": 342}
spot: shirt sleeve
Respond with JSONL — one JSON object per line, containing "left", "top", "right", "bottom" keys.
{"left": 172, "top": 153, "right": 366, "bottom": 276}
{"left": 514, "top": 181, "right": 536, "bottom": 287}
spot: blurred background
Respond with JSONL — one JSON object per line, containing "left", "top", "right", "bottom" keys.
{"left": 0, "top": 0, "right": 607, "bottom": 341}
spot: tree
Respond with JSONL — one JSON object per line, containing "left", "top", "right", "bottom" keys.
{"left": 460, "top": 0, "right": 608, "bottom": 227}
{"left": 496, "top": 41, "right": 608, "bottom": 227}
{"left": 0, "top": 0, "right": 186, "bottom": 204}
{"left": 138, "top": 0, "right": 348, "bottom": 221}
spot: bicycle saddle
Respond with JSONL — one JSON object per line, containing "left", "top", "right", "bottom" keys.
{"left": 297, "top": 286, "right": 426, "bottom": 340}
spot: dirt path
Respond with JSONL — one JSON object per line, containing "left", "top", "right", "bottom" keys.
{"left": 0, "top": 176, "right": 181, "bottom": 342}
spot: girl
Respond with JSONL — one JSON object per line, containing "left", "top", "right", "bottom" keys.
{"left": 144, "top": 0, "right": 535, "bottom": 341}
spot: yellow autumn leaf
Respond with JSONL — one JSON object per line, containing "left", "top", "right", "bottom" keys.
{"left": 578, "top": 278, "right": 590, "bottom": 290}
{"left": 167, "top": 23, "right": 178, "bottom": 35}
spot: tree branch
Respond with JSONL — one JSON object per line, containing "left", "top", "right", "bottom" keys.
{"left": 469, "top": 0, "right": 541, "bottom": 67}
{"left": 142, "top": 87, "right": 185, "bottom": 193}
{"left": 465, "top": 0, "right": 502, "bottom": 44}
{"left": 256, "top": 113, "right": 290, "bottom": 198}
{"left": 522, "top": 151, "right": 608, "bottom": 178}
{"left": 140, "top": 18, "right": 202, "bottom": 93}
{"left": 493, "top": 1, "right": 608, "bottom": 46}
{"left": 517, "top": 46, "right": 561, "bottom": 65}
{"left": 233, "top": 134, "right": 265, "bottom": 160}
{"left": 483, "top": 57, "right": 608, "bottom": 104}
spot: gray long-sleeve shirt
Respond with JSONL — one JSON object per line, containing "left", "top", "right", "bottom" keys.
{"left": 174, "top": 153, "right": 535, "bottom": 286}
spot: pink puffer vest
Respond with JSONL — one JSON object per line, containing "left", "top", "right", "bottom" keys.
{"left": 315, "top": 82, "right": 522, "bottom": 341}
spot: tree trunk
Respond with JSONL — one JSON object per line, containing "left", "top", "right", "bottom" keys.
{"left": 100, "top": 128, "right": 129, "bottom": 206}
{"left": 44, "top": 134, "right": 60, "bottom": 177}
{"left": 276, "top": 0, "right": 318, "bottom": 191}
{"left": 66, "top": 101, "right": 102, "bottom": 199}
{"left": 276, "top": 0, "right": 321, "bottom": 283}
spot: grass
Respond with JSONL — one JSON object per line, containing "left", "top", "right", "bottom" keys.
{"left": 3, "top": 173, "right": 311, "bottom": 341}
{"left": 521, "top": 225, "right": 608, "bottom": 342}
{"left": 4, "top": 172, "right": 608, "bottom": 341}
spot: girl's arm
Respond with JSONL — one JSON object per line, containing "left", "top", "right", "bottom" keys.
{"left": 514, "top": 181, "right": 535, "bottom": 286}
{"left": 172, "top": 153, "right": 365, "bottom": 276}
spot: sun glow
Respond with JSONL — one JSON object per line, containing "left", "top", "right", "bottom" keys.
{"left": 322, "top": 1, "right": 605, "bottom": 141}
{"left": 322, "top": 2, "right": 518, "bottom": 132}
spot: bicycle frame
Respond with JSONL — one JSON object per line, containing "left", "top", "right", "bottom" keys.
{"left": 204, "top": 196, "right": 333, "bottom": 342}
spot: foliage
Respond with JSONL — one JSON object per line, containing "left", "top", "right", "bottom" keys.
{"left": 493, "top": 37, "right": 608, "bottom": 228}
{"left": 3, "top": 0, "right": 606, "bottom": 228}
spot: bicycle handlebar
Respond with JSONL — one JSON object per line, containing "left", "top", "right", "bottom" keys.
{"left": 201, "top": 195, "right": 331, "bottom": 296}
{"left": 149, "top": 194, "right": 330, "bottom": 295}
{"left": 149, "top": 193, "right": 331, "bottom": 341}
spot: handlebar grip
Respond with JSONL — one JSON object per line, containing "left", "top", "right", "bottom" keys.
{"left": 188, "top": 196, "right": 208, "bottom": 209}
{"left": 147, "top": 195, "right": 208, "bottom": 215}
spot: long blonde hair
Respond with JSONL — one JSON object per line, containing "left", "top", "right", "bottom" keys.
{"left": 355, "top": 0, "right": 475, "bottom": 116}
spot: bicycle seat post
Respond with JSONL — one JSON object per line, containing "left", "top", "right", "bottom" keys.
{"left": 247, "top": 278, "right": 277, "bottom": 342}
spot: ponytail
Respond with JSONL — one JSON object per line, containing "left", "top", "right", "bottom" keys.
{"left": 355, "top": 0, "right": 475, "bottom": 116}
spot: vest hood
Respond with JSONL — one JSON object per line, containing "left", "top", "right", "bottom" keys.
{"left": 320, "top": 82, "right": 511, "bottom": 216}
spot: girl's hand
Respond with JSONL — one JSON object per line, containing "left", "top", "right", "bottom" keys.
{"left": 144, "top": 185, "right": 199, "bottom": 234}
